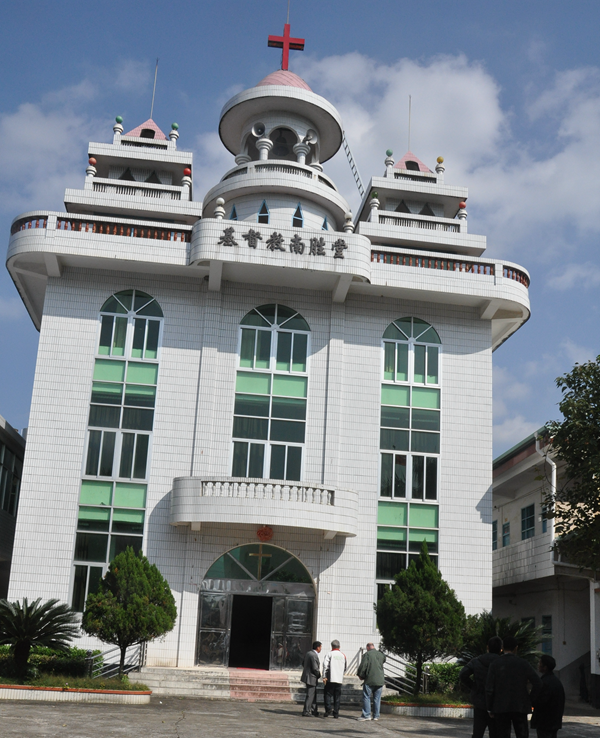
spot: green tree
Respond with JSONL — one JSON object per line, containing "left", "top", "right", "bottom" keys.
{"left": 458, "top": 611, "right": 545, "bottom": 666}
{"left": 0, "top": 598, "right": 79, "bottom": 680}
{"left": 82, "top": 547, "right": 177, "bottom": 675}
{"left": 544, "top": 357, "right": 600, "bottom": 572}
{"left": 376, "top": 543, "right": 466, "bottom": 695}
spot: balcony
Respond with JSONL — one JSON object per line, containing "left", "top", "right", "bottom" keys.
{"left": 169, "top": 477, "right": 359, "bottom": 538}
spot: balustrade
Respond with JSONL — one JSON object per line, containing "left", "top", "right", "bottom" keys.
{"left": 379, "top": 213, "right": 459, "bottom": 233}
{"left": 199, "top": 479, "right": 334, "bottom": 506}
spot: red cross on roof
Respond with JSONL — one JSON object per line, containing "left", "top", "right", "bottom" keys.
{"left": 268, "top": 23, "right": 305, "bottom": 71}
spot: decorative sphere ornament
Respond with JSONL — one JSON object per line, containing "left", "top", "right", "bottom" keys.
{"left": 459, "top": 201, "right": 466, "bottom": 209}
{"left": 437, "top": 156, "right": 444, "bottom": 163}
{"left": 171, "top": 122, "right": 179, "bottom": 130}
{"left": 88, "top": 157, "right": 97, "bottom": 166}
{"left": 371, "top": 191, "right": 379, "bottom": 199}
{"left": 257, "top": 525, "right": 274, "bottom": 542}
{"left": 115, "top": 116, "right": 123, "bottom": 124}
{"left": 183, "top": 167, "right": 192, "bottom": 176}
{"left": 386, "top": 149, "right": 393, "bottom": 157}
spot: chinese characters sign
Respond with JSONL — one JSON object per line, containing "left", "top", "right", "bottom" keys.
{"left": 218, "top": 227, "right": 348, "bottom": 259}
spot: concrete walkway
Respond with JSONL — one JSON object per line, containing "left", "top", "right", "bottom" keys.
{"left": 0, "top": 696, "right": 598, "bottom": 738}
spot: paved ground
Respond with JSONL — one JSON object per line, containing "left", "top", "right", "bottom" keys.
{"left": 0, "top": 697, "right": 598, "bottom": 738}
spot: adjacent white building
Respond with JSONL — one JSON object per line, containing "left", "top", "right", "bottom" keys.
{"left": 5, "top": 48, "right": 530, "bottom": 670}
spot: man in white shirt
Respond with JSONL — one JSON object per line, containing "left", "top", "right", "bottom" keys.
{"left": 322, "top": 639, "right": 347, "bottom": 718}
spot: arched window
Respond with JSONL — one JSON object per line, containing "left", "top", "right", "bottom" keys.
{"left": 258, "top": 201, "right": 269, "bottom": 225}
{"left": 377, "top": 317, "right": 441, "bottom": 591}
{"left": 72, "top": 289, "right": 163, "bottom": 611}
{"left": 232, "top": 304, "right": 310, "bottom": 482}
{"left": 292, "top": 204, "right": 303, "bottom": 228}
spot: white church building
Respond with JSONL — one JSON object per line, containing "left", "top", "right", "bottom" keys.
{"left": 5, "top": 26, "right": 530, "bottom": 670}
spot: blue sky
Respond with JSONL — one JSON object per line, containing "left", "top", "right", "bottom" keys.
{"left": 1, "top": 0, "right": 599, "bottom": 455}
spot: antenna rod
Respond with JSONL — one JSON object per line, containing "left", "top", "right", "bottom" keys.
{"left": 287, "top": 0, "right": 290, "bottom": 24}
{"left": 150, "top": 58, "right": 159, "bottom": 119}
{"left": 408, "top": 95, "right": 412, "bottom": 152}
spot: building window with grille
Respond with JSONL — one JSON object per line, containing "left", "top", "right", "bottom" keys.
{"left": 502, "top": 522, "right": 510, "bottom": 547}
{"left": 521, "top": 504, "right": 535, "bottom": 540}
{"left": 492, "top": 520, "right": 498, "bottom": 551}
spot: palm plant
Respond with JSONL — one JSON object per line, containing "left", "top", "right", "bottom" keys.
{"left": 457, "top": 611, "right": 546, "bottom": 666}
{"left": 0, "top": 598, "right": 79, "bottom": 680}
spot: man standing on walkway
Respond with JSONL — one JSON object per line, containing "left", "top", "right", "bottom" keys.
{"left": 301, "top": 641, "right": 322, "bottom": 717}
{"left": 323, "top": 640, "right": 347, "bottom": 719}
{"left": 460, "top": 635, "right": 503, "bottom": 738}
{"left": 486, "top": 635, "right": 542, "bottom": 738}
{"left": 530, "top": 655, "right": 565, "bottom": 738}
{"left": 356, "top": 642, "right": 386, "bottom": 722}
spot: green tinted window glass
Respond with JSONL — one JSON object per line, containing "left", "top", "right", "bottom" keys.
{"left": 248, "top": 444, "right": 265, "bottom": 477}
{"left": 411, "top": 432, "right": 440, "bottom": 454}
{"left": 397, "top": 342, "right": 408, "bottom": 381}
{"left": 255, "top": 330, "right": 271, "bottom": 369}
{"left": 383, "top": 323, "right": 404, "bottom": 340}
{"left": 94, "top": 360, "right": 126, "bottom": 382}
{"left": 233, "top": 416, "right": 268, "bottom": 440}
{"left": 266, "top": 555, "right": 311, "bottom": 583}
{"left": 109, "top": 535, "right": 142, "bottom": 561}
{"left": 419, "top": 327, "right": 441, "bottom": 344}
{"left": 394, "top": 455, "right": 407, "bottom": 498}
{"left": 292, "top": 333, "right": 307, "bottom": 372}
{"left": 414, "top": 344, "right": 426, "bottom": 383}
{"left": 122, "top": 408, "right": 154, "bottom": 431}
{"left": 377, "top": 551, "right": 407, "bottom": 579}
{"left": 377, "top": 526, "right": 407, "bottom": 542}
{"left": 270, "top": 420, "right": 305, "bottom": 443}
{"left": 256, "top": 304, "right": 276, "bottom": 324}
{"left": 101, "top": 296, "right": 126, "bottom": 314}
{"left": 133, "top": 291, "right": 153, "bottom": 312}
{"left": 125, "top": 385, "right": 156, "bottom": 407}
{"left": 286, "top": 446, "right": 302, "bottom": 481}
{"left": 409, "top": 504, "right": 439, "bottom": 528}
{"left": 80, "top": 480, "right": 112, "bottom": 506}
{"left": 89, "top": 405, "right": 120, "bottom": 428}
{"left": 205, "top": 553, "right": 253, "bottom": 580}
{"left": 85, "top": 431, "right": 101, "bottom": 476}
{"left": 78, "top": 506, "right": 111, "bottom": 531}
{"left": 91, "top": 382, "right": 123, "bottom": 405}
{"left": 235, "top": 394, "right": 270, "bottom": 417}
{"left": 276, "top": 332, "right": 292, "bottom": 371}
{"left": 240, "top": 329, "right": 255, "bottom": 367}
{"left": 112, "top": 317, "right": 127, "bottom": 356}
{"left": 99, "top": 433, "right": 115, "bottom": 477}
{"left": 412, "top": 318, "right": 430, "bottom": 338}
{"left": 126, "top": 362, "right": 158, "bottom": 385}
{"left": 241, "top": 310, "right": 270, "bottom": 327}
{"left": 133, "top": 435, "right": 149, "bottom": 479}
{"left": 408, "top": 529, "right": 438, "bottom": 553}
{"left": 131, "top": 318, "right": 145, "bottom": 358}
{"left": 72, "top": 565, "right": 87, "bottom": 612}
{"left": 383, "top": 342, "right": 395, "bottom": 380}
{"left": 120, "top": 434, "right": 135, "bottom": 478}
{"left": 397, "top": 318, "right": 412, "bottom": 338}
{"left": 381, "top": 406, "right": 410, "bottom": 428}
{"left": 98, "top": 315, "right": 113, "bottom": 355}
{"left": 273, "top": 375, "right": 307, "bottom": 398}
{"left": 113, "top": 483, "right": 147, "bottom": 508}
{"left": 427, "top": 346, "right": 439, "bottom": 383}
{"left": 426, "top": 458, "right": 438, "bottom": 500}
{"left": 88, "top": 567, "right": 103, "bottom": 596}
{"left": 376, "top": 537, "right": 407, "bottom": 552}
{"left": 271, "top": 397, "right": 306, "bottom": 420}
{"left": 412, "top": 387, "right": 440, "bottom": 409}
{"left": 137, "top": 300, "right": 163, "bottom": 318}
{"left": 381, "top": 385, "right": 410, "bottom": 406}
{"left": 145, "top": 320, "right": 160, "bottom": 358}
{"left": 114, "top": 290, "right": 133, "bottom": 311}
{"left": 378, "top": 501, "right": 407, "bottom": 526}
{"left": 412, "top": 409, "right": 440, "bottom": 431}
{"left": 380, "top": 429, "right": 409, "bottom": 451}
{"left": 412, "top": 455, "right": 424, "bottom": 499}
{"left": 270, "top": 444, "right": 286, "bottom": 479}
{"left": 380, "top": 453, "right": 393, "bottom": 497}
{"left": 112, "top": 508, "right": 145, "bottom": 534}
{"left": 236, "top": 372, "right": 271, "bottom": 395}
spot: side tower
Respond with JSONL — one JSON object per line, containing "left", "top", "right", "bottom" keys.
{"left": 6, "top": 29, "right": 530, "bottom": 671}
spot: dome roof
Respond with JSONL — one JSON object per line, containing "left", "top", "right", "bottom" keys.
{"left": 256, "top": 70, "right": 312, "bottom": 91}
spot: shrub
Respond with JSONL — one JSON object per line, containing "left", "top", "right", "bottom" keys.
{"left": 0, "top": 645, "right": 100, "bottom": 679}
{"left": 426, "top": 662, "right": 462, "bottom": 694}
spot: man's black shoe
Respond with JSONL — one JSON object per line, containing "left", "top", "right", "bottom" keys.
{"left": 323, "top": 712, "right": 333, "bottom": 718}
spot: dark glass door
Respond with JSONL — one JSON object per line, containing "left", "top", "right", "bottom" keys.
{"left": 228, "top": 594, "right": 273, "bottom": 669}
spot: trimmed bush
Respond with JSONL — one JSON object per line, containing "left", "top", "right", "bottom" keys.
{"left": 426, "top": 662, "right": 462, "bottom": 694}
{"left": 0, "top": 645, "right": 100, "bottom": 679}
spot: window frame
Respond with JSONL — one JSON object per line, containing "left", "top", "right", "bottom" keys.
{"left": 521, "top": 503, "right": 535, "bottom": 540}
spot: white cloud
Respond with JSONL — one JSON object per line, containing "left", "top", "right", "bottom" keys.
{"left": 547, "top": 262, "right": 600, "bottom": 290}
{"left": 494, "top": 415, "right": 541, "bottom": 450}
{"left": 559, "top": 338, "right": 596, "bottom": 366}
{"left": 0, "top": 296, "right": 26, "bottom": 320}
{"left": 115, "top": 60, "right": 152, "bottom": 93}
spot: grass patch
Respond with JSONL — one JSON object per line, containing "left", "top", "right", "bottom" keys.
{"left": 383, "top": 692, "right": 471, "bottom": 706}
{"left": 0, "top": 674, "right": 149, "bottom": 691}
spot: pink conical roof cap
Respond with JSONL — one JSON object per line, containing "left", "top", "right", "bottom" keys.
{"left": 394, "top": 151, "right": 433, "bottom": 173}
{"left": 123, "top": 118, "right": 168, "bottom": 140}
{"left": 256, "top": 70, "right": 312, "bottom": 91}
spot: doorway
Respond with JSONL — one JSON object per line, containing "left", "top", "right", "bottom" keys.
{"left": 228, "top": 595, "right": 273, "bottom": 669}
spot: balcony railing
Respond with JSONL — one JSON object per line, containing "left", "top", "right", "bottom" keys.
{"left": 11, "top": 213, "right": 191, "bottom": 242}
{"left": 193, "top": 478, "right": 334, "bottom": 506}
{"left": 92, "top": 178, "right": 182, "bottom": 200}
{"left": 378, "top": 213, "right": 460, "bottom": 233}
{"left": 221, "top": 161, "right": 337, "bottom": 190}
{"left": 371, "top": 250, "right": 530, "bottom": 288}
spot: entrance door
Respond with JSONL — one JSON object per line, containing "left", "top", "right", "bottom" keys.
{"left": 228, "top": 594, "right": 273, "bottom": 669}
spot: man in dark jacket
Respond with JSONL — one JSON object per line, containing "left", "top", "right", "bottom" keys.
{"left": 460, "top": 636, "right": 503, "bottom": 738}
{"left": 301, "top": 641, "right": 322, "bottom": 717}
{"left": 486, "top": 636, "right": 542, "bottom": 738}
{"left": 356, "top": 643, "right": 387, "bottom": 721}
{"left": 531, "top": 655, "right": 565, "bottom": 738}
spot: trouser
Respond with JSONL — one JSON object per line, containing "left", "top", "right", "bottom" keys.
{"left": 361, "top": 683, "right": 383, "bottom": 719}
{"left": 494, "top": 712, "right": 529, "bottom": 738}
{"left": 535, "top": 730, "right": 558, "bottom": 738}
{"left": 472, "top": 707, "right": 497, "bottom": 738}
{"left": 302, "top": 683, "right": 318, "bottom": 715}
{"left": 324, "top": 681, "right": 342, "bottom": 716}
